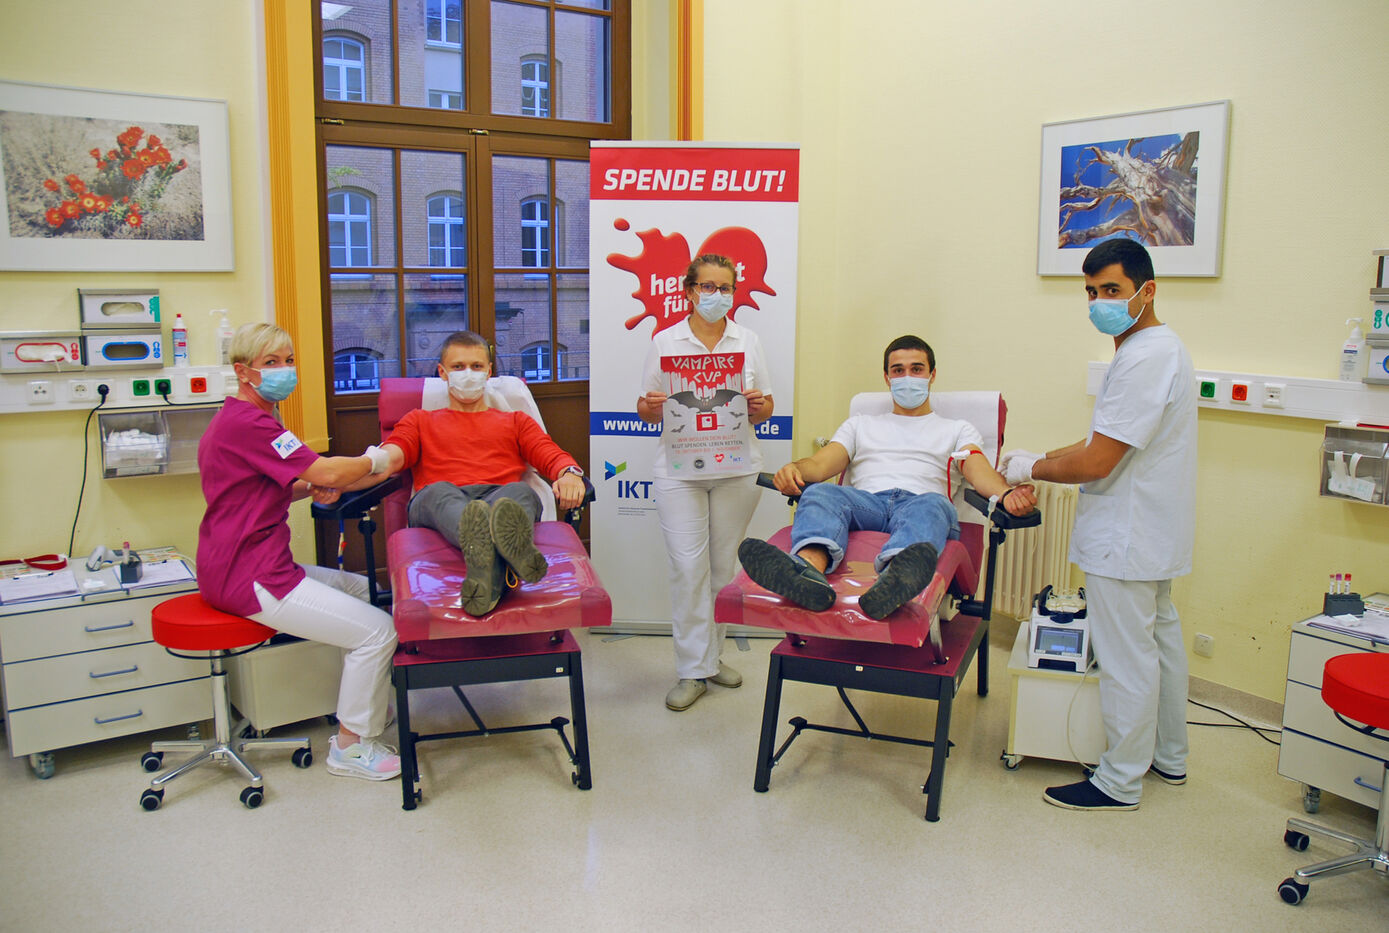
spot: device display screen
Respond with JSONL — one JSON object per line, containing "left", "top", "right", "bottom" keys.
{"left": 1035, "top": 626, "right": 1083, "bottom": 655}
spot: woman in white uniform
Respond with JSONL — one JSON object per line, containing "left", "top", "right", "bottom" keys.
{"left": 636, "top": 254, "right": 775, "bottom": 710}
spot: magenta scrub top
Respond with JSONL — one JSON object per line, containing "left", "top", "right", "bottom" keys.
{"left": 196, "top": 397, "right": 319, "bottom": 616}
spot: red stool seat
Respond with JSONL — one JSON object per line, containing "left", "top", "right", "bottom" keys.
{"left": 1323, "top": 653, "right": 1389, "bottom": 730}
{"left": 151, "top": 593, "right": 275, "bottom": 652}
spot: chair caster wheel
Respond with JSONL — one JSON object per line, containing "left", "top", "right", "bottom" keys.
{"left": 240, "top": 786, "right": 264, "bottom": 809}
{"left": 140, "top": 751, "right": 164, "bottom": 773}
{"left": 1283, "top": 830, "right": 1309, "bottom": 852}
{"left": 1000, "top": 751, "right": 1022, "bottom": 771}
{"left": 140, "top": 788, "right": 163, "bottom": 811}
{"left": 29, "top": 752, "right": 55, "bottom": 779}
{"left": 292, "top": 747, "right": 313, "bottom": 769}
{"left": 1277, "top": 877, "right": 1308, "bottom": 905}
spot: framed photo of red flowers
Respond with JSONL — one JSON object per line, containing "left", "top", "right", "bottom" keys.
{"left": 0, "top": 80, "right": 233, "bottom": 271}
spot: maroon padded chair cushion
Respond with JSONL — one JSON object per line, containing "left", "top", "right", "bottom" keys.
{"left": 1322, "top": 652, "right": 1389, "bottom": 731}
{"left": 151, "top": 593, "right": 276, "bottom": 651}
{"left": 388, "top": 524, "right": 611, "bottom": 642}
{"left": 714, "top": 526, "right": 977, "bottom": 648}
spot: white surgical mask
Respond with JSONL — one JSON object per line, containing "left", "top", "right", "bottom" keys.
{"left": 694, "top": 291, "right": 734, "bottom": 323}
{"left": 889, "top": 375, "right": 931, "bottom": 409}
{"left": 447, "top": 368, "right": 488, "bottom": 402}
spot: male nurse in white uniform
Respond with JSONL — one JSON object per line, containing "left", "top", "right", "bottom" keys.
{"left": 1001, "top": 237, "right": 1197, "bottom": 810}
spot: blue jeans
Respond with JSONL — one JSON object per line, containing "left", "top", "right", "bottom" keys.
{"left": 791, "top": 485, "right": 959, "bottom": 573}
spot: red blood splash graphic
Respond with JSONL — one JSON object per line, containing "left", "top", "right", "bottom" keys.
{"left": 607, "top": 220, "right": 777, "bottom": 336}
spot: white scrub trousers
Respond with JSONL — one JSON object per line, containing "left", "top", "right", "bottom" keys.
{"left": 250, "top": 564, "right": 397, "bottom": 740}
{"left": 1085, "top": 574, "right": 1189, "bottom": 804}
{"left": 654, "top": 473, "right": 761, "bottom": 680}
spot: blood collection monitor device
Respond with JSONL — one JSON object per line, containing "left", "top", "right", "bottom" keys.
{"left": 1027, "top": 585, "right": 1092, "bottom": 672}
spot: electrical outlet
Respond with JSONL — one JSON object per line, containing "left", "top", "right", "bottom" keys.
{"left": 154, "top": 378, "right": 172, "bottom": 397}
{"left": 1193, "top": 633, "right": 1214, "bottom": 657}
{"left": 27, "top": 380, "right": 55, "bottom": 404}
{"left": 132, "top": 379, "right": 151, "bottom": 397}
{"left": 1230, "top": 382, "right": 1250, "bottom": 403}
{"left": 1197, "top": 379, "right": 1217, "bottom": 400}
{"left": 68, "top": 380, "right": 98, "bottom": 402}
{"left": 189, "top": 375, "right": 208, "bottom": 394}
{"left": 1264, "top": 383, "right": 1285, "bottom": 409}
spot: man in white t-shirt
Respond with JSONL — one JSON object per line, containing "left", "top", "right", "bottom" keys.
{"left": 1001, "top": 239, "right": 1197, "bottom": 813}
{"left": 738, "top": 335, "right": 1037, "bottom": 620}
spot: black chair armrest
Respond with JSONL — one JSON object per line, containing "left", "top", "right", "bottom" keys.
{"left": 562, "top": 476, "right": 598, "bottom": 528}
{"left": 310, "top": 474, "right": 404, "bottom": 522}
{"left": 757, "top": 471, "right": 805, "bottom": 505}
{"left": 963, "top": 487, "right": 1042, "bottom": 530}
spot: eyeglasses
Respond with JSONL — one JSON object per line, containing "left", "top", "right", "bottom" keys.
{"left": 693, "top": 282, "right": 735, "bottom": 296}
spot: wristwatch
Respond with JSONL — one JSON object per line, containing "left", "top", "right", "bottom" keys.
{"left": 559, "top": 465, "right": 584, "bottom": 478}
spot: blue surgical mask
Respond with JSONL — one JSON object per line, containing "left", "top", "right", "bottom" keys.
{"left": 889, "top": 375, "right": 931, "bottom": 409}
{"left": 1088, "top": 282, "right": 1149, "bottom": 336}
{"left": 252, "top": 366, "right": 298, "bottom": 402}
{"left": 694, "top": 291, "right": 734, "bottom": 323}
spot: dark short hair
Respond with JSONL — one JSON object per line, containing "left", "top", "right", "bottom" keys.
{"left": 1082, "top": 238, "right": 1154, "bottom": 289}
{"left": 883, "top": 335, "right": 935, "bottom": 373}
{"left": 439, "top": 330, "right": 490, "bottom": 363}
{"left": 682, "top": 253, "right": 738, "bottom": 291}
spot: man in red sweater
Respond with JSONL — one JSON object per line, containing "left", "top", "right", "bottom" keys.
{"left": 370, "top": 331, "right": 586, "bottom": 615}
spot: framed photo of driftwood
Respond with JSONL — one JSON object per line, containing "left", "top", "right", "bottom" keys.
{"left": 0, "top": 80, "right": 233, "bottom": 271}
{"left": 1037, "top": 100, "right": 1230, "bottom": 277}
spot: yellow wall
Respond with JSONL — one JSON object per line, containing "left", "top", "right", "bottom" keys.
{"left": 700, "top": 0, "right": 1389, "bottom": 700}
{"left": 0, "top": 3, "right": 321, "bottom": 563}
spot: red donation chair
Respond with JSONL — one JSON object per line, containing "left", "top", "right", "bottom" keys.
{"left": 714, "top": 391, "right": 1040, "bottom": 822}
{"left": 314, "top": 376, "right": 609, "bottom": 810}
{"left": 1278, "top": 651, "right": 1389, "bottom": 904}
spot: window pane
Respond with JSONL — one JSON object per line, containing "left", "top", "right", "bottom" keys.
{"left": 557, "top": 272, "right": 588, "bottom": 381}
{"left": 491, "top": 1, "right": 549, "bottom": 118}
{"left": 555, "top": 159, "right": 588, "bottom": 268}
{"left": 321, "top": 0, "right": 394, "bottom": 104}
{"left": 492, "top": 156, "right": 549, "bottom": 268}
{"left": 494, "top": 272, "right": 551, "bottom": 382}
{"left": 329, "top": 274, "right": 401, "bottom": 395}
{"left": 408, "top": 0, "right": 466, "bottom": 110}
{"left": 405, "top": 273, "right": 470, "bottom": 378}
{"left": 558, "top": 0, "right": 610, "bottom": 9}
{"left": 326, "top": 146, "right": 396, "bottom": 267}
{"left": 401, "top": 150, "right": 467, "bottom": 268}
{"left": 555, "top": 10, "right": 610, "bottom": 123}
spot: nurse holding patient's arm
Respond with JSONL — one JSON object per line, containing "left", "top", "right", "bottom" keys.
{"left": 196, "top": 323, "right": 403, "bottom": 782}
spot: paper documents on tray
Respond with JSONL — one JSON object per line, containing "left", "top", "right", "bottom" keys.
{"left": 0, "top": 568, "right": 79, "bottom": 605}
{"left": 1308, "top": 611, "right": 1389, "bottom": 645}
{"left": 120, "top": 559, "right": 195, "bottom": 591}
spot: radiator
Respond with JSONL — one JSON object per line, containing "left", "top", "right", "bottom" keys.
{"left": 990, "top": 481, "right": 1078, "bottom": 619}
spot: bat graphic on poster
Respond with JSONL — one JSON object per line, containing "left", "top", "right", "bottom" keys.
{"left": 669, "top": 388, "right": 740, "bottom": 412}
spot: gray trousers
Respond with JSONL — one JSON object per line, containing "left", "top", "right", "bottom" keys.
{"left": 407, "top": 481, "right": 543, "bottom": 542}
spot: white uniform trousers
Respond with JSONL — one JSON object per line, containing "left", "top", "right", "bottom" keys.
{"left": 1085, "top": 574, "right": 1189, "bottom": 803}
{"left": 654, "top": 474, "right": 761, "bottom": 680}
{"left": 251, "top": 564, "right": 397, "bottom": 740}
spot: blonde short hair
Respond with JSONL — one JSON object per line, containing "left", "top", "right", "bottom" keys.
{"left": 229, "top": 323, "right": 292, "bottom": 366}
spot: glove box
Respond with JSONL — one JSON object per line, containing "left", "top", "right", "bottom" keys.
{"left": 1320, "top": 424, "right": 1389, "bottom": 505}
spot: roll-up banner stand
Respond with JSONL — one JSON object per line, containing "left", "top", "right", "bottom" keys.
{"left": 589, "top": 142, "right": 799, "bottom": 632}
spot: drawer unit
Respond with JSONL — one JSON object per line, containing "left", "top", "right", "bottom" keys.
{"left": 226, "top": 637, "right": 342, "bottom": 732}
{"left": 0, "top": 560, "right": 207, "bottom": 775}
{"left": 1278, "top": 617, "right": 1389, "bottom": 813}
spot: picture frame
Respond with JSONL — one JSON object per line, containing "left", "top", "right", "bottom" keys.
{"left": 1037, "top": 100, "right": 1230, "bottom": 277}
{"left": 0, "top": 80, "right": 233, "bottom": 272}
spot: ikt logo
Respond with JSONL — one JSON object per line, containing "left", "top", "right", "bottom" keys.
{"left": 604, "top": 461, "right": 652, "bottom": 499}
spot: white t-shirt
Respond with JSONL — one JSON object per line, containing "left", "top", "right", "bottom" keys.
{"left": 831, "top": 411, "right": 983, "bottom": 497}
{"left": 1069, "top": 324, "right": 1197, "bottom": 581}
{"left": 639, "top": 317, "right": 773, "bottom": 479}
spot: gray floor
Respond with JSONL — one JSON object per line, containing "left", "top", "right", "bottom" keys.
{"left": 1, "top": 630, "right": 1383, "bottom": 931}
